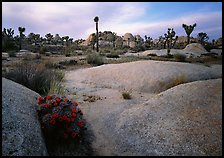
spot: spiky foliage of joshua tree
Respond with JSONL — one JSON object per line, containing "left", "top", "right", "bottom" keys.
{"left": 197, "top": 32, "right": 209, "bottom": 46}
{"left": 2, "top": 28, "right": 17, "bottom": 51}
{"left": 45, "top": 33, "right": 53, "bottom": 44}
{"left": 18, "top": 27, "right": 26, "bottom": 50}
{"left": 182, "top": 23, "right": 196, "bottom": 45}
{"left": 94, "top": 16, "right": 99, "bottom": 52}
{"left": 144, "top": 35, "right": 153, "bottom": 49}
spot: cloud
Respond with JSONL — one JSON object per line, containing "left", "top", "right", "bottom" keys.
{"left": 2, "top": 2, "right": 222, "bottom": 41}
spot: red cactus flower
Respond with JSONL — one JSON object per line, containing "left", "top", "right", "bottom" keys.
{"left": 53, "top": 102, "right": 58, "bottom": 106}
{"left": 78, "top": 121, "right": 85, "bottom": 128}
{"left": 66, "top": 118, "right": 71, "bottom": 122}
{"left": 59, "top": 116, "right": 63, "bottom": 122}
{"left": 56, "top": 97, "right": 61, "bottom": 103}
{"left": 62, "top": 116, "right": 68, "bottom": 120}
{"left": 45, "top": 104, "right": 50, "bottom": 108}
{"left": 47, "top": 95, "right": 52, "bottom": 100}
{"left": 64, "top": 98, "right": 68, "bottom": 102}
{"left": 52, "top": 113, "right": 59, "bottom": 118}
{"left": 73, "top": 102, "right": 78, "bottom": 106}
{"left": 72, "top": 113, "right": 77, "bottom": 118}
{"left": 72, "top": 108, "right": 76, "bottom": 113}
{"left": 50, "top": 119, "right": 56, "bottom": 125}
{"left": 72, "top": 132, "right": 78, "bottom": 138}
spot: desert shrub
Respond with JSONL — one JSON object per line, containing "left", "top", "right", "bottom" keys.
{"left": 106, "top": 53, "right": 120, "bottom": 58}
{"left": 4, "top": 61, "right": 64, "bottom": 95}
{"left": 36, "top": 95, "right": 86, "bottom": 146}
{"left": 40, "top": 46, "right": 47, "bottom": 54}
{"left": 161, "top": 54, "right": 173, "bottom": 58}
{"left": 86, "top": 53, "right": 104, "bottom": 66}
{"left": 64, "top": 46, "right": 73, "bottom": 57}
{"left": 204, "top": 43, "right": 218, "bottom": 52}
{"left": 174, "top": 53, "right": 186, "bottom": 62}
{"left": 167, "top": 74, "right": 187, "bottom": 89}
{"left": 131, "top": 45, "right": 146, "bottom": 52}
{"left": 99, "top": 47, "right": 115, "bottom": 54}
{"left": 122, "top": 91, "right": 132, "bottom": 99}
{"left": 7, "top": 51, "right": 17, "bottom": 57}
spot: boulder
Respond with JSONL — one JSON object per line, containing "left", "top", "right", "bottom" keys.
{"left": 116, "top": 78, "right": 222, "bottom": 156}
{"left": 115, "top": 37, "right": 123, "bottom": 48}
{"left": 16, "top": 50, "right": 40, "bottom": 59}
{"left": 183, "top": 43, "right": 208, "bottom": 53}
{"left": 210, "top": 49, "right": 222, "bottom": 56}
{"left": 2, "top": 78, "right": 48, "bottom": 156}
{"left": 64, "top": 60, "right": 222, "bottom": 94}
{"left": 123, "top": 33, "right": 135, "bottom": 42}
{"left": 2, "top": 52, "right": 9, "bottom": 60}
{"left": 45, "top": 52, "right": 52, "bottom": 56}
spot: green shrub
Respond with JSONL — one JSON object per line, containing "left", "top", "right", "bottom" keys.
{"left": 86, "top": 53, "right": 104, "bottom": 66}
{"left": 174, "top": 53, "right": 186, "bottom": 62}
{"left": 40, "top": 46, "right": 47, "bottom": 54}
{"left": 122, "top": 91, "right": 131, "bottom": 99}
{"left": 4, "top": 61, "right": 64, "bottom": 95}
{"left": 167, "top": 74, "right": 187, "bottom": 89}
{"left": 8, "top": 51, "right": 17, "bottom": 57}
{"left": 106, "top": 53, "right": 120, "bottom": 58}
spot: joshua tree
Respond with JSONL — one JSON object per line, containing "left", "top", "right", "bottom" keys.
{"left": 62, "top": 36, "right": 70, "bottom": 46}
{"left": 182, "top": 23, "right": 196, "bottom": 45}
{"left": 94, "top": 16, "right": 99, "bottom": 52}
{"left": 144, "top": 35, "right": 153, "bottom": 49}
{"left": 164, "top": 28, "right": 178, "bottom": 55}
{"left": 18, "top": 27, "right": 25, "bottom": 50}
{"left": 197, "top": 32, "right": 209, "bottom": 46}
{"left": 45, "top": 33, "right": 53, "bottom": 44}
{"left": 3, "top": 28, "right": 14, "bottom": 38}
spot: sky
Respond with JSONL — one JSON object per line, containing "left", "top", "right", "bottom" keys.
{"left": 2, "top": 2, "right": 222, "bottom": 41}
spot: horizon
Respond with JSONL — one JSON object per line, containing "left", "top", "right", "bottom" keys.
{"left": 2, "top": 2, "right": 222, "bottom": 41}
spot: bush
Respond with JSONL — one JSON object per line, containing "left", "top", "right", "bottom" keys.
{"left": 106, "top": 53, "right": 120, "bottom": 58}
{"left": 8, "top": 51, "right": 17, "bottom": 57}
{"left": 4, "top": 61, "right": 64, "bottom": 95}
{"left": 86, "top": 53, "right": 104, "bottom": 66}
{"left": 39, "top": 46, "right": 47, "bottom": 54}
{"left": 122, "top": 91, "right": 131, "bottom": 99}
{"left": 167, "top": 74, "right": 187, "bottom": 89}
{"left": 36, "top": 95, "right": 86, "bottom": 144}
{"left": 174, "top": 53, "right": 186, "bottom": 62}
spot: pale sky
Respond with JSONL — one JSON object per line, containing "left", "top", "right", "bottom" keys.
{"left": 2, "top": 2, "right": 222, "bottom": 41}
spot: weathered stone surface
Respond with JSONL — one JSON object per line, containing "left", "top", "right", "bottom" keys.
{"left": 116, "top": 78, "right": 222, "bottom": 156}
{"left": 184, "top": 43, "right": 208, "bottom": 53}
{"left": 63, "top": 60, "right": 222, "bottom": 156}
{"left": 2, "top": 78, "right": 48, "bottom": 156}
{"left": 123, "top": 33, "right": 135, "bottom": 42}
{"left": 2, "top": 52, "right": 9, "bottom": 60}
{"left": 210, "top": 49, "right": 222, "bottom": 56}
{"left": 65, "top": 60, "right": 222, "bottom": 94}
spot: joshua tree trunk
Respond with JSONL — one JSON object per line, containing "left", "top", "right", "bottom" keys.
{"left": 187, "top": 35, "right": 190, "bottom": 45}
{"left": 164, "top": 39, "right": 167, "bottom": 49}
{"left": 96, "top": 22, "right": 99, "bottom": 52}
{"left": 19, "top": 34, "right": 22, "bottom": 50}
